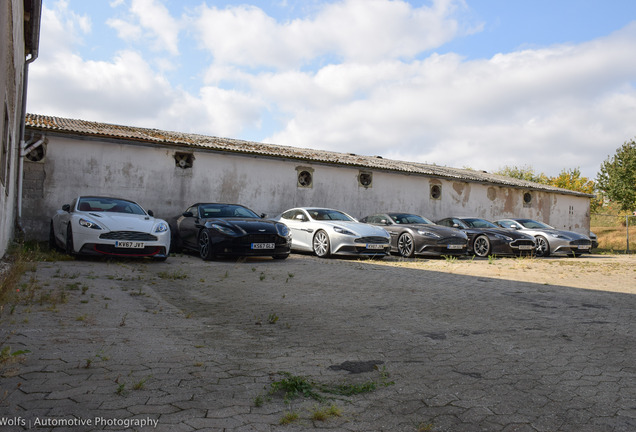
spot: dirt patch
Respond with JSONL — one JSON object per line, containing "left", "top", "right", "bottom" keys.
{"left": 375, "top": 254, "right": 636, "bottom": 294}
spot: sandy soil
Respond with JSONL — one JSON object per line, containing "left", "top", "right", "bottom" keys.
{"left": 375, "top": 254, "right": 636, "bottom": 294}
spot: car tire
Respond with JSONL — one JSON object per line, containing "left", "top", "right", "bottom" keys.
{"left": 535, "top": 235, "right": 550, "bottom": 257}
{"left": 313, "top": 230, "right": 331, "bottom": 258}
{"left": 397, "top": 232, "right": 415, "bottom": 258}
{"left": 65, "top": 224, "right": 75, "bottom": 256}
{"left": 49, "top": 220, "right": 58, "bottom": 251}
{"left": 473, "top": 235, "right": 491, "bottom": 257}
{"left": 198, "top": 229, "right": 215, "bottom": 261}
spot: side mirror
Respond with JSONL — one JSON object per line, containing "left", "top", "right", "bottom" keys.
{"left": 452, "top": 223, "right": 460, "bottom": 228}
{"left": 379, "top": 219, "right": 388, "bottom": 225}
{"left": 62, "top": 204, "right": 70, "bottom": 212}
{"left": 147, "top": 210, "right": 154, "bottom": 217}
{"left": 260, "top": 213, "right": 267, "bottom": 218}
{"left": 295, "top": 214, "right": 305, "bottom": 221}
{"left": 182, "top": 211, "right": 194, "bottom": 217}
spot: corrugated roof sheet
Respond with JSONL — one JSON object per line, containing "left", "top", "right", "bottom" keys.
{"left": 25, "top": 113, "right": 592, "bottom": 197}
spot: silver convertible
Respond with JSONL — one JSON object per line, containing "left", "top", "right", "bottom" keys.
{"left": 494, "top": 218, "right": 592, "bottom": 257}
{"left": 273, "top": 207, "right": 391, "bottom": 258}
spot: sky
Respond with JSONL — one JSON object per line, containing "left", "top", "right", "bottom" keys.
{"left": 26, "top": 0, "right": 636, "bottom": 179}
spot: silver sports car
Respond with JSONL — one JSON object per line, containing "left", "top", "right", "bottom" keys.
{"left": 494, "top": 218, "right": 592, "bottom": 257}
{"left": 273, "top": 207, "right": 391, "bottom": 258}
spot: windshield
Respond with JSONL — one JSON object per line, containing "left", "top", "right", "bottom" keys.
{"left": 199, "top": 204, "right": 260, "bottom": 219}
{"left": 77, "top": 197, "right": 146, "bottom": 215}
{"left": 463, "top": 218, "right": 498, "bottom": 229}
{"left": 517, "top": 219, "right": 553, "bottom": 229}
{"left": 307, "top": 209, "right": 354, "bottom": 221}
{"left": 390, "top": 213, "right": 433, "bottom": 225}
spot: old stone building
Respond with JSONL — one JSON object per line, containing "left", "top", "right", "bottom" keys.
{"left": 22, "top": 114, "right": 593, "bottom": 241}
{"left": 0, "top": 0, "right": 41, "bottom": 257}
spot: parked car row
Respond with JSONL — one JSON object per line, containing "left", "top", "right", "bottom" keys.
{"left": 50, "top": 196, "right": 593, "bottom": 261}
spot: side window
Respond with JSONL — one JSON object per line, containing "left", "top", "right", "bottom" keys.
{"left": 281, "top": 210, "right": 295, "bottom": 220}
{"left": 187, "top": 205, "right": 199, "bottom": 217}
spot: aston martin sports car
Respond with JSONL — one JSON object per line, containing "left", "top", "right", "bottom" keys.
{"left": 436, "top": 217, "right": 536, "bottom": 257}
{"left": 494, "top": 218, "right": 593, "bottom": 257}
{"left": 49, "top": 196, "right": 171, "bottom": 260}
{"left": 273, "top": 207, "right": 391, "bottom": 258}
{"left": 171, "top": 203, "right": 291, "bottom": 260}
{"left": 360, "top": 213, "right": 468, "bottom": 257}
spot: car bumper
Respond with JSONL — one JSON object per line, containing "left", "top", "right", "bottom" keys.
{"left": 210, "top": 235, "right": 292, "bottom": 257}
{"left": 332, "top": 236, "right": 390, "bottom": 256}
{"left": 551, "top": 240, "right": 592, "bottom": 254}
{"left": 74, "top": 229, "right": 171, "bottom": 258}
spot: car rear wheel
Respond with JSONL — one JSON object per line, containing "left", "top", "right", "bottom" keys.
{"left": 198, "top": 229, "right": 215, "bottom": 261}
{"left": 313, "top": 230, "right": 331, "bottom": 258}
{"left": 397, "top": 232, "right": 415, "bottom": 258}
{"left": 473, "top": 235, "right": 491, "bottom": 257}
{"left": 535, "top": 235, "right": 550, "bottom": 257}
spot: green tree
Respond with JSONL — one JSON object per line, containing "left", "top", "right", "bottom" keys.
{"left": 597, "top": 139, "right": 636, "bottom": 212}
{"left": 495, "top": 165, "right": 549, "bottom": 184}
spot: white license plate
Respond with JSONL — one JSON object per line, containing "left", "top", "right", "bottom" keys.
{"left": 447, "top": 244, "right": 463, "bottom": 250}
{"left": 252, "top": 243, "right": 275, "bottom": 250}
{"left": 115, "top": 241, "right": 144, "bottom": 249}
{"left": 578, "top": 245, "right": 591, "bottom": 250}
{"left": 518, "top": 245, "right": 535, "bottom": 250}
{"left": 366, "top": 244, "right": 386, "bottom": 250}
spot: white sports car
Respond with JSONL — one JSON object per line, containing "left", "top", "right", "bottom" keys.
{"left": 49, "top": 196, "right": 171, "bottom": 261}
{"left": 273, "top": 207, "right": 391, "bottom": 258}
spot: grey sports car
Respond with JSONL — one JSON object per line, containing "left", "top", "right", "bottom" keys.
{"left": 494, "top": 218, "right": 592, "bottom": 257}
{"left": 360, "top": 213, "right": 468, "bottom": 257}
{"left": 273, "top": 207, "right": 391, "bottom": 258}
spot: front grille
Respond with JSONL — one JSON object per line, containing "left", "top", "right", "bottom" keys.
{"left": 438, "top": 237, "right": 466, "bottom": 245}
{"left": 93, "top": 245, "right": 163, "bottom": 256}
{"left": 510, "top": 239, "right": 535, "bottom": 248}
{"left": 356, "top": 236, "right": 389, "bottom": 244}
{"left": 99, "top": 231, "right": 158, "bottom": 241}
{"left": 570, "top": 239, "right": 592, "bottom": 246}
{"left": 242, "top": 234, "right": 283, "bottom": 244}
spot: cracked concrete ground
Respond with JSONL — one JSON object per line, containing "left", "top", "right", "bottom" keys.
{"left": 0, "top": 253, "right": 635, "bottom": 431}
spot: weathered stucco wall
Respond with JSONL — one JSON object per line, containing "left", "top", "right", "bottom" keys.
{"left": 0, "top": 0, "right": 26, "bottom": 257}
{"left": 21, "top": 133, "right": 591, "bottom": 241}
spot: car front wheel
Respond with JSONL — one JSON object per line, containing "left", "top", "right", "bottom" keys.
{"left": 473, "top": 235, "right": 491, "bottom": 257}
{"left": 198, "top": 229, "right": 214, "bottom": 261}
{"left": 535, "top": 235, "right": 550, "bottom": 257}
{"left": 313, "top": 230, "right": 331, "bottom": 258}
{"left": 397, "top": 233, "right": 415, "bottom": 258}
{"left": 65, "top": 224, "right": 75, "bottom": 256}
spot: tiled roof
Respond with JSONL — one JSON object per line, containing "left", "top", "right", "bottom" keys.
{"left": 25, "top": 113, "right": 592, "bottom": 197}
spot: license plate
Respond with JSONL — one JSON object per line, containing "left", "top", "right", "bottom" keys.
{"left": 115, "top": 241, "right": 144, "bottom": 249}
{"left": 447, "top": 244, "right": 463, "bottom": 250}
{"left": 518, "top": 245, "right": 534, "bottom": 250}
{"left": 366, "top": 244, "right": 386, "bottom": 250}
{"left": 252, "top": 243, "right": 275, "bottom": 250}
{"left": 578, "top": 245, "right": 591, "bottom": 250}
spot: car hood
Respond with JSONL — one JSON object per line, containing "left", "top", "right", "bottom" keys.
{"left": 206, "top": 218, "right": 280, "bottom": 233}
{"left": 317, "top": 220, "right": 389, "bottom": 238}
{"left": 404, "top": 224, "right": 468, "bottom": 239}
{"left": 522, "top": 228, "right": 589, "bottom": 240}
{"left": 465, "top": 227, "right": 534, "bottom": 240}
{"left": 82, "top": 212, "right": 160, "bottom": 232}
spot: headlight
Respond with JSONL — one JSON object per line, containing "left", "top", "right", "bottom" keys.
{"left": 78, "top": 218, "right": 102, "bottom": 230}
{"left": 494, "top": 233, "right": 513, "bottom": 242}
{"left": 211, "top": 223, "right": 237, "bottom": 236}
{"left": 549, "top": 233, "right": 568, "bottom": 239}
{"left": 154, "top": 222, "right": 169, "bottom": 233}
{"left": 418, "top": 230, "right": 440, "bottom": 238}
{"left": 276, "top": 223, "right": 290, "bottom": 237}
{"left": 333, "top": 226, "right": 355, "bottom": 236}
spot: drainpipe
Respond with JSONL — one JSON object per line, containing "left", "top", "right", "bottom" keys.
{"left": 16, "top": 0, "right": 42, "bottom": 235}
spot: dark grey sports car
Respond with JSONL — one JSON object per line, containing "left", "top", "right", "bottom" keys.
{"left": 171, "top": 203, "right": 291, "bottom": 260}
{"left": 360, "top": 213, "right": 468, "bottom": 257}
{"left": 436, "top": 217, "right": 536, "bottom": 257}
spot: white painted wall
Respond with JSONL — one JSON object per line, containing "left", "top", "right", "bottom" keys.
{"left": 0, "top": 0, "right": 27, "bottom": 257}
{"left": 22, "top": 134, "right": 591, "bottom": 241}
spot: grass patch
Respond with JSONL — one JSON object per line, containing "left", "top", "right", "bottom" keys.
{"left": 157, "top": 270, "right": 188, "bottom": 280}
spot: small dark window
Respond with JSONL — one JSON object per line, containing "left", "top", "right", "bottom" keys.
{"left": 297, "top": 169, "right": 313, "bottom": 188}
{"left": 358, "top": 171, "right": 372, "bottom": 188}
{"left": 174, "top": 152, "right": 194, "bottom": 169}
{"left": 430, "top": 184, "right": 442, "bottom": 200}
{"left": 523, "top": 192, "right": 532, "bottom": 206}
